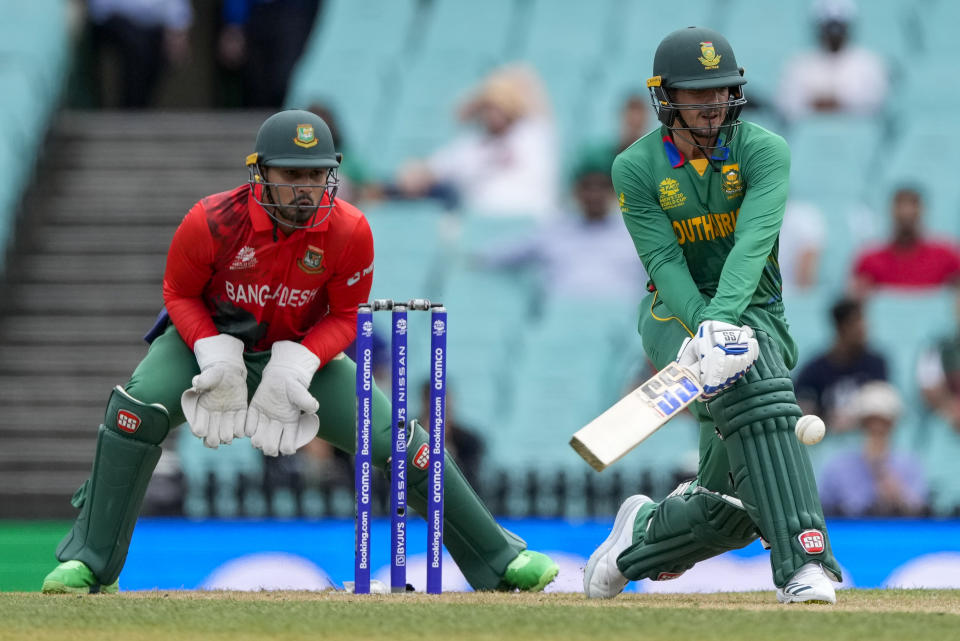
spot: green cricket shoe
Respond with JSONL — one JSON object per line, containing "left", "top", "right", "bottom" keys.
{"left": 500, "top": 550, "right": 559, "bottom": 592}
{"left": 41, "top": 560, "right": 119, "bottom": 594}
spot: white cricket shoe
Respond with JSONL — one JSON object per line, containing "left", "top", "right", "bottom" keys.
{"left": 583, "top": 494, "right": 652, "bottom": 599}
{"left": 776, "top": 562, "right": 836, "bottom": 604}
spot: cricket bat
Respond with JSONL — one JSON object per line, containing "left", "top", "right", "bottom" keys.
{"left": 570, "top": 362, "right": 703, "bottom": 472}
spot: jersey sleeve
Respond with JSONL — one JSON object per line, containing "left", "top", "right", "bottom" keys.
{"left": 163, "top": 203, "right": 219, "bottom": 349}
{"left": 613, "top": 154, "right": 707, "bottom": 331}
{"left": 700, "top": 133, "right": 790, "bottom": 324}
{"left": 300, "top": 215, "right": 374, "bottom": 363}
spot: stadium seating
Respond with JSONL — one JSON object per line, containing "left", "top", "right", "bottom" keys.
{"left": 0, "top": 1, "right": 69, "bottom": 269}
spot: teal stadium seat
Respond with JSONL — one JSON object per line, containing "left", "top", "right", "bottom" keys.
{"left": 866, "top": 291, "right": 953, "bottom": 407}
{"left": 498, "top": 297, "right": 647, "bottom": 469}
{"left": 0, "top": 0, "right": 69, "bottom": 104}
{"left": 518, "top": 0, "right": 617, "bottom": 157}
{"left": 869, "top": 120, "right": 960, "bottom": 237}
{"left": 915, "top": 0, "right": 960, "bottom": 55}
{"left": 286, "top": 0, "right": 418, "bottom": 163}
{"left": 852, "top": 0, "right": 919, "bottom": 68}
{"left": 416, "top": 0, "right": 518, "bottom": 63}
{"left": 787, "top": 115, "right": 882, "bottom": 204}
{"left": 176, "top": 429, "right": 265, "bottom": 518}
{"left": 370, "top": 56, "right": 492, "bottom": 178}
{"left": 785, "top": 286, "right": 834, "bottom": 361}
{"left": 616, "top": 0, "right": 724, "bottom": 63}
{"left": 0, "top": 0, "right": 69, "bottom": 271}
{"left": 920, "top": 415, "right": 960, "bottom": 515}
{"left": 722, "top": 0, "right": 811, "bottom": 104}
{"left": 363, "top": 200, "right": 446, "bottom": 303}
{"left": 301, "top": 0, "right": 417, "bottom": 60}
{"left": 428, "top": 215, "right": 539, "bottom": 430}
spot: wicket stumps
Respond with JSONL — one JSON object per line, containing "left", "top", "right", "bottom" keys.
{"left": 355, "top": 299, "right": 447, "bottom": 594}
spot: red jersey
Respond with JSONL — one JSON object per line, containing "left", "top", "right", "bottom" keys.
{"left": 852, "top": 240, "right": 960, "bottom": 289}
{"left": 163, "top": 184, "right": 374, "bottom": 364}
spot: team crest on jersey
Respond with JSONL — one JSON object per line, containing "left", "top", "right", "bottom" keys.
{"left": 297, "top": 245, "right": 325, "bottom": 274}
{"left": 229, "top": 245, "right": 258, "bottom": 270}
{"left": 721, "top": 163, "right": 743, "bottom": 197}
{"left": 698, "top": 41, "right": 721, "bottom": 69}
{"left": 294, "top": 124, "right": 318, "bottom": 148}
{"left": 658, "top": 178, "right": 687, "bottom": 210}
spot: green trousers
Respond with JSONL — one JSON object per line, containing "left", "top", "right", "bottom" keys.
{"left": 60, "top": 325, "right": 525, "bottom": 589}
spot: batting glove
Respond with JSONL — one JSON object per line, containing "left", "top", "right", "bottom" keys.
{"left": 677, "top": 320, "right": 759, "bottom": 398}
{"left": 181, "top": 333, "right": 248, "bottom": 448}
{"left": 246, "top": 340, "right": 321, "bottom": 456}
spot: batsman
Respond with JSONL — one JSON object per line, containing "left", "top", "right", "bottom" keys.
{"left": 41, "top": 109, "right": 558, "bottom": 594}
{"left": 583, "top": 27, "right": 842, "bottom": 603}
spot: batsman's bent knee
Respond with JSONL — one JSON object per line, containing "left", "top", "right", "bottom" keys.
{"left": 616, "top": 485, "right": 758, "bottom": 582}
{"left": 56, "top": 387, "right": 172, "bottom": 585}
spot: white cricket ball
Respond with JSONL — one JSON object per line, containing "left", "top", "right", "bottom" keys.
{"left": 795, "top": 415, "right": 826, "bottom": 445}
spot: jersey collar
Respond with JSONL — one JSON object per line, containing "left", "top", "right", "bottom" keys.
{"left": 247, "top": 185, "right": 332, "bottom": 234}
{"left": 662, "top": 131, "right": 730, "bottom": 168}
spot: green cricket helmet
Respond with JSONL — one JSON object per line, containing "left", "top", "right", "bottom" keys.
{"left": 647, "top": 27, "right": 747, "bottom": 134}
{"left": 245, "top": 109, "right": 342, "bottom": 229}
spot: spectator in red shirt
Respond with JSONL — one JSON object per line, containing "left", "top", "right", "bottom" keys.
{"left": 851, "top": 187, "right": 960, "bottom": 292}
{"left": 40, "top": 109, "right": 557, "bottom": 596}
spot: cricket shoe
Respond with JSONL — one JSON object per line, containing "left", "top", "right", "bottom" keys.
{"left": 583, "top": 494, "right": 652, "bottom": 599}
{"left": 776, "top": 562, "right": 836, "bottom": 604}
{"left": 501, "top": 550, "right": 559, "bottom": 591}
{"left": 41, "top": 560, "right": 119, "bottom": 595}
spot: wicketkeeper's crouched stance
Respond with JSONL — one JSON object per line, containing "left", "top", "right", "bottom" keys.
{"left": 583, "top": 27, "right": 841, "bottom": 604}
{"left": 42, "top": 110, "right": 558, "bottom": 594}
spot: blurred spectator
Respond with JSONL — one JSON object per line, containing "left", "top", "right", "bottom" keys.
{"left": 393, "top": 64, "right": 560, "bottom": 218}
{"left": 307, "top": 102, "right": 375, "bottom": 202}
{"left": 419, "top": 381, "right": 485, "bottom": 487}
{"left": 218, "top": 0, "right": 321, "bottom": 107}
{"left": 779, "top": 200, "right": 826, "bottom": 291}
{"left": 477, "top": 155, "right": 646, "bottom": 303}
{"left": 88, "top": 0, "right": 192, "bottom": 107}
{"left": 851, "top": 187, "right": 960, "bottom": 292}
{"left": 819, "top": 381, "right": 928, "bottom": 517}
{"left": 776, "top": 0, "right": 888, "bottom": 121}
{"left": 917, "top": 286, "right": 960, "bottom": 433}
{"left": 795, "top": 297, "right": 888, "bottom": 433}
{"left": 579, "top": 93, "right": 652, "bottom": 169}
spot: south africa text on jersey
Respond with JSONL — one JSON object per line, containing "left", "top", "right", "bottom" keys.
{"left": 672, "top": 208, "right": 740, "bottom": 245}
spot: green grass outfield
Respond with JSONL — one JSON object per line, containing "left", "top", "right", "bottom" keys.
{"left": 2, "top": 590, "right": 960, "bottom": 641}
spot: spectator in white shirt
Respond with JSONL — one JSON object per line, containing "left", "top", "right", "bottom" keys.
{"left": 394, "top": 64, "right": 560, "bottom": 218}
{"left": 776, "top": 0, "right": 888, "bottom": 121}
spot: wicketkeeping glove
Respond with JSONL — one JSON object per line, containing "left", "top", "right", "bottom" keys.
{"left": 246, "top": 340, "right": 321, "bottom": 456}
{"left": 181, "top": 333, "right": 248, "bottom": 448}
{"left": 677, "top": 320, "right": 759, "bottom": 398}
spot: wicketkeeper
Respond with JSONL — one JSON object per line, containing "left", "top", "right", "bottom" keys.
{"left": 583, "top": 27, "right": 842, "bottom": 603}
{"left": 42, "top": 109, "right": 558, "bottom": 594}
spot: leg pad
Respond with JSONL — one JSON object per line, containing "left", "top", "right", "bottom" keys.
{"left": 56, "top": 387, "right": 171, "bottom": 584}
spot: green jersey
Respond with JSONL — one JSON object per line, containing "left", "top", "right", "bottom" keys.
{"left": 613, "top": 121, "right": 797, "bottom": 366}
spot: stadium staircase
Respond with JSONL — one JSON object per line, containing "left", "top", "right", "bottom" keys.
{"left": 0, "top": 111, "right": 268, "bottom": 518}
